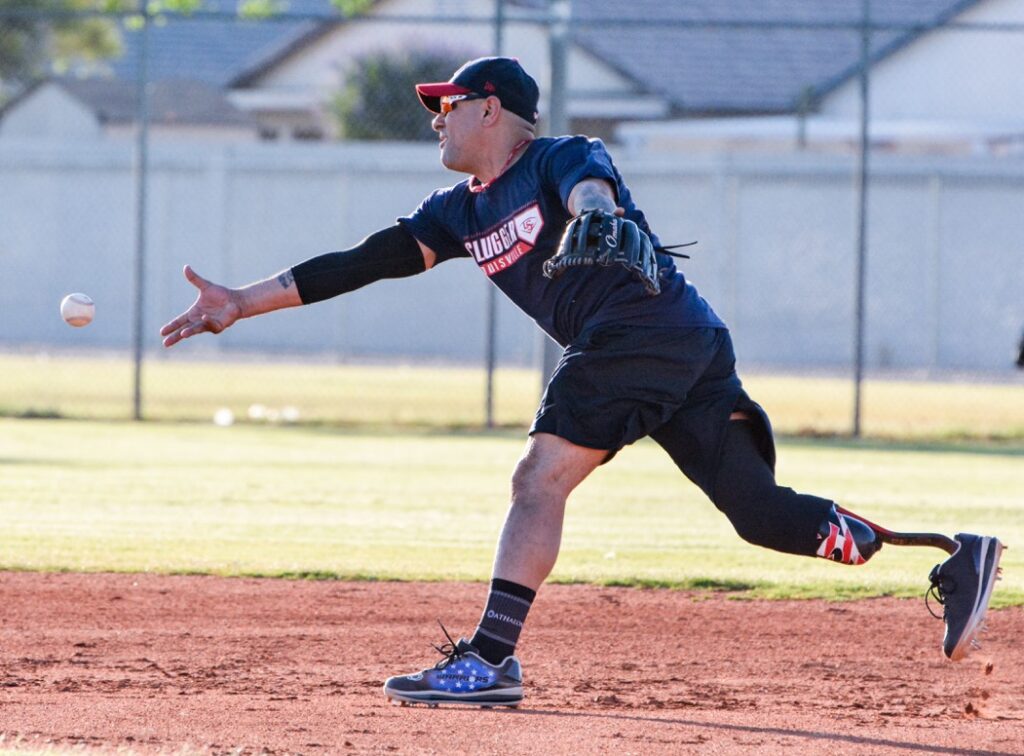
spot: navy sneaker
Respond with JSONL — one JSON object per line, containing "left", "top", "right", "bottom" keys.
{"left": 927, "top": 533, "right": 1004, "bottom": 661}
{"left": 383, "top": 625, "right": 523, "bottom": 708}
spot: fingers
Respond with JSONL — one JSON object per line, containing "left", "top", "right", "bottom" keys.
{"left": 162, "top": 266, "right": 219, "bottom": 348}
{"left": 161, "top": 267, "right": 203, "bottom": 338}
{"left": 162, "top": 318, "right": 205, "bottom": 348}
{"left": 160, "top": 313, "right": 188, "bottom": 338}
{"left": 161, "top": 313, "right": 224, "bottom": 347}
{"left": 183, "top": 264, "right": 212, "bottom": 291}
{"left": 160, "top": 306, "right": 208, "bottom": 339}
{"left": 161, "top": 329, "right": 186, "bottom": 348}
{"left": 162, "top": 266, "right": 234, "bottom": 347}
{"left": 162, "top": 326, "right": 186, "bottom": 348}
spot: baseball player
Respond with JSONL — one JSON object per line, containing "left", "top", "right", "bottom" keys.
{"left": 161, "top": 57, "right": 1004, "bottom": 708}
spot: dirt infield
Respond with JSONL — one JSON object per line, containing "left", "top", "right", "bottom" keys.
{"left": 1, "top": 572, "right": 1022, "bottom": 755}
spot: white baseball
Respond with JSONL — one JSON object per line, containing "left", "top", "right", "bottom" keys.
{"left": 60, "top": 293, "right": 95, "bottom": 327}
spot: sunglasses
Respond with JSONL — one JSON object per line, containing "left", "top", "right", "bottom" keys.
{"left": 439, "top": 93, "right": 488, "bottom": 114}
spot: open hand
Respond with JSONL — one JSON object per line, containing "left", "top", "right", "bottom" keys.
{"left": 160, "top": 266, "right": 242, "bottom": 347}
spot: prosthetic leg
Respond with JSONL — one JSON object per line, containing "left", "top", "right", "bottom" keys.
{"left": 831, "top": 504, "right": 959, "bottom": 555}
{"left": 711, "top": 409, "right": 1004, "bottom": 661}
{"left": 817, "top": 504, "right": 1004, "bottom": 661}
{"left": 816, "top": 503, "right": 961, "bottom": 566}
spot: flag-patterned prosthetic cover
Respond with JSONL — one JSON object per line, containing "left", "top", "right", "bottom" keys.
{"left": 816, "top": 506, "right": 882, "bottom": 565}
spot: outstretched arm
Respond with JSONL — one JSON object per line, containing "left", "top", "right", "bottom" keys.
{"left": 159, "top": 265, "right": 300, "bottom": 347}
{"left": 160, "top": 225, "right": 435, "bottom": 348}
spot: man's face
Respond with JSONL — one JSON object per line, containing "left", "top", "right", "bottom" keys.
{"left": 432, "top": 95, "right": 489, "bottom": 172}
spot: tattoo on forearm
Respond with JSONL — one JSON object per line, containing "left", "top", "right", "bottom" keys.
{"left": 277, "top": 270, "right": 295, "bottom": 289}
{"left": 576, "top": 182, "right": 616, "bottom": 214}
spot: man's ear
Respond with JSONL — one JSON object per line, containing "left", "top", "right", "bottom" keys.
{"left": 481, "top": 96, "right": 501, "bottom": 126}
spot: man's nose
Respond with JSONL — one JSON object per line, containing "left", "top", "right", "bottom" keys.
{"left": 432, "top": 112, "right": 445, "bottom": 131}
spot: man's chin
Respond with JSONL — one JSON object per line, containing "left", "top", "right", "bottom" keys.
{"left": 439, "top": 149, "right": 467, "bottom": 173}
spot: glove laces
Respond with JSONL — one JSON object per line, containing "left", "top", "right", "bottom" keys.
{"left": 659, "top": 241, "right": 697, "bottom": 259}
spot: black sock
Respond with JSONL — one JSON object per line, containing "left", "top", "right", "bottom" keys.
{"left": 470, "top": 578, "right": 536, "bottom": 664}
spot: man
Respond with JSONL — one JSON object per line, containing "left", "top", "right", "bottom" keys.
{"left": 161, "top": 57, "right": 1003, "bottom": 708}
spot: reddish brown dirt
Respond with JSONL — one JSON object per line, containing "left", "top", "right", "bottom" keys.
{"left": 1, "top": 572, "right": 1022, "bottom": 755}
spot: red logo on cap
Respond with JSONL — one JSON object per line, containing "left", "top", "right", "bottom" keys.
{"left": 484, "top": 81, "right": 496, "bottom": 92}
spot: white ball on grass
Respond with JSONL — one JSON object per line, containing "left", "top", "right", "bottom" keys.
{"left": 213, "top": 408, "right": 235, "bottom": 427}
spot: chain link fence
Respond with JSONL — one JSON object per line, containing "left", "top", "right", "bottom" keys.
{"left": 1, "top": 0, "right": 1022, "bottom": 439}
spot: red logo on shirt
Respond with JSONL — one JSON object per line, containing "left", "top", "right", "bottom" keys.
{"left": 463, "top": 204, "right": 544, "bottom": 277}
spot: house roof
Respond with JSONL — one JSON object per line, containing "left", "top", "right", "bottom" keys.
{"left": 1, "top": 77, "right": 257, "bottom": 127}
{"left": 109, "top": 0, "right": 339, "bottom": 87}
{"left": 106, "top": 0, "right": 983, "bottom": 115}
{"left": 561, "top": 0, "right": 985, "bottom": 115}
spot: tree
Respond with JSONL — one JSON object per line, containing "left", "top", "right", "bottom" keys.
{"left": 332, "top": 48, "right": 477, "bottom": 141}
{"left": 0, "top": 0, "right": 122, "bottom": 89}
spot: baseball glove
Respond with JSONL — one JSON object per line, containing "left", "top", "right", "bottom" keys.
{"left": 543, "top": 209, "right": 661, "bottom": 296}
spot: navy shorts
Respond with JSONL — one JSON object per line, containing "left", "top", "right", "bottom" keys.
{"left": 531, "top": 324, "right": 774, "bottom": 498}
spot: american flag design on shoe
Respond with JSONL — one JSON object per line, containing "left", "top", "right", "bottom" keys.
{"left": 383, "top": 626, "right": 523, "bottom": 708}
{"left": 429, "top": 656, "right": 495, "bottom": 692}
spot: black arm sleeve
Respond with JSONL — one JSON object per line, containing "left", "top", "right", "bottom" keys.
{"left": 290, "top": 224, "right": 426, "bottom": 305}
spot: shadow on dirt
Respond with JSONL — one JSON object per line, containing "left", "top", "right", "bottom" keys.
{"left": 502, "top": 709, "right": 1019, "bottom": 756}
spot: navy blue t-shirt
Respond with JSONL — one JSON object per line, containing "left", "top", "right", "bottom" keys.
{"left": 399, "top": 136, "right": 724, "bottom": 347}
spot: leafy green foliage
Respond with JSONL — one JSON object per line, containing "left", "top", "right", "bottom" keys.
{"left": 0, "top": 0, "right": 121, "bottom": 86}
{"left": 330, "top": 0, "right": 372, "bottom": 16}
{"left": 0, "top": 0, "right": 288, "bottom": 92}
{"left": 332, "top": 48, "right": 475, "bottom": 141}
{"left": 237, "top": 0, "right": 285, "bottom": 20}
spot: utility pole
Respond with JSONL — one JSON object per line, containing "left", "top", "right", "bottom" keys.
{"left": 538, "top": 0, "right": 571, "bottom": 391}
{"left": 131, "top": 4, "right": 151, "bottom": 421}
{"left": 483, "top": 0, "right": 507, "bottom": 428}
{"left": 852, "top": 0, "right": 871, "bottom": 437}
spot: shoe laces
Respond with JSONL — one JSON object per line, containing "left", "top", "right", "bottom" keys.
{"left": 430, "top": 620, "right": 463, "bottom": 670}
{"left": 926, "top": 564, "right": 956, "bottom": 619}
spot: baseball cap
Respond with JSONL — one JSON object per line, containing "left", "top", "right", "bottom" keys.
{"left": 416, "top": 56, "right": 539, "bottom": 125}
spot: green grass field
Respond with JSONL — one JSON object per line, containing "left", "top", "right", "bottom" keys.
{"left": 3, "top": 417, "right": 1021, "bottom": 605}
{"left": 2, "top": 352, "right": 1023, "bottom": 439}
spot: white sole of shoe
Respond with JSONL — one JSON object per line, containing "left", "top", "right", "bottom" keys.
{"left": 383, "top": 685, "right": 523, "bottom": 708}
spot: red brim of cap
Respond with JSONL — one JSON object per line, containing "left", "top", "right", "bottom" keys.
{"left": 415, "top": 82, "right": 473, "bottom": 113}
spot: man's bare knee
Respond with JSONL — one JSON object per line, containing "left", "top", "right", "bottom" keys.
{"left": 510, "top": 433, "right": 607, "bottom": 502}
{"left": 510, "top": 456, "right": 562, "bottom": 505}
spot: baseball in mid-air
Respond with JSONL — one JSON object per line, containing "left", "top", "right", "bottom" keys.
{"left": 60, "top": 293, "right": 95, "bottom": 327}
